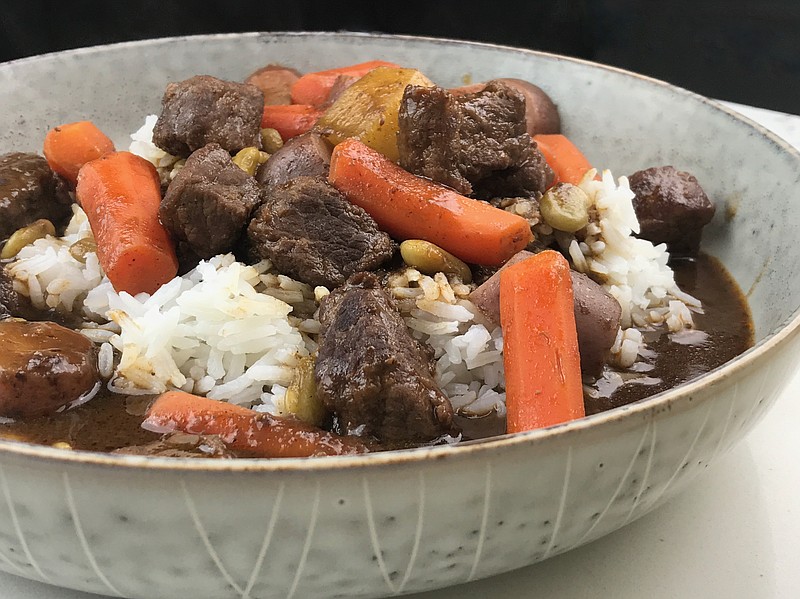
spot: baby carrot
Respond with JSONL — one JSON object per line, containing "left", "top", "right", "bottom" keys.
{"left": 500, "top": 250, "right": 585, "bottom": 432}
{"left": 144, "top": 391, "right": 368, "bottom": 458}
{"left": 533, "top": 133, "right": 593, "bottom": 186}
{"left": 290, "top": 60, "right": 400, "bottom": 106}
{"left": 329, "top": 138, "right": 532, "bottom": 266}
{"left": 43, "top": 121, "right": 115, "bottom": 185}
{"left": 261, "top": 104, "right": 323, "bottom": 141}
{"left": 76, "top": 151, "right": 178, "bottom": 296}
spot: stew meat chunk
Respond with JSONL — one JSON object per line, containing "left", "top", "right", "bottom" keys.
{"left": 629, "top": 165, "right": 715, "bottom": 255}
{"left": 0, "top": 152, "right": 72, "bottom": 241}
{"left": 247, "top": 177, "right": 394, "bottom": 288}
{"left": 159, "top": 143, "right": 261, "bottom": 260}
{"left": 397, "top": 81, "right": 553, "bottom": 198}
{"left": 153, "top": 75, "right": 264, "bottom": 157}
{"left": 315, "top": 272, "right": 456, "bottom": 442}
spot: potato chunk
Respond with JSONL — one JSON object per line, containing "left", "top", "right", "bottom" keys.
{"left": 316, "top": 67, "right": 433, "bottom": 162}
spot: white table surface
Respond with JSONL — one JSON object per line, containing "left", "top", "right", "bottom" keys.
{"left": 1, "top": 101, "right": 798, "bottom": 599}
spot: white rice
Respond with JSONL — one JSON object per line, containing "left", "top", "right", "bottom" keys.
{"left": 9, "top": 205, "right": 103, "bottom": 316}
{"left": 569, "top": 169, "right": 701, "bottom": 367}
{"left": 387, "top": 269, "right": 506, "bottom": 417}
{"left": 129, "top": 115, "right": 184, "bottom": 183}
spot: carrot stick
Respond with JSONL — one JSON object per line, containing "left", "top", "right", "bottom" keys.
{"left": 261, "top": 104, "right": 323, "bottom": 141}
{"left": 76, "top": 151, "right": 178, "bottom": 296}
{"left": 144, "top": 391, "right": 368, "bottom": 458}
{"left": 500, "top": 250, "right": 585, "bottom": 432}
{"left": 291, "top": 60, "right": 400, "bottom": 106}
{"left": 329, "top": 138, "right": 532, "bottom": 266}
{"left": 43, "top": 121, "right": 115, "bottom": 185}
{"left": 533, "top": 134, "right": 593, "bottom": 186}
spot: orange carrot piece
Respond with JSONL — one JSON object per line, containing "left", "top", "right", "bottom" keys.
{"left": 261, "top": 104, "right": 323, "bottom": 141}
{"left": 290, "top": 60, "right": 400, "bottom": 106}
{"left": 500, "top": 250, "right": 585, "bottom": 432}
{"left": 76, "top": 151, "right": 178, "bottom": 296}
{"left": 329, "top": 138, "right": 532, "bottom": 266}
{"left": 144, "top": 391, "right": 368, "bottom": 458}
{"left": 533, "top": 133, "right": 593, "bottom": 186}
{"left": 43, "top": 121, "right": 115, "bottom": 185}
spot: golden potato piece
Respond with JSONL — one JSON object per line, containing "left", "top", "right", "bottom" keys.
{"left": 317, "top": 67, "right": 434, "bottom": 162}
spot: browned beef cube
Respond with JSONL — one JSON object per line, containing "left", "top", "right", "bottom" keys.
{"left": 159, "top": 143, "right": 261, "bottom": 260}
{"left": 315, "top": 272, "right": 456, "bottom": 442}
{"left": 629, "top": 166, "right": 716, "bottom": 255}
{"left": 153, "top": 75, "right": 264, "bottom": 157}
{"left": 246, "top": 177, "right": 394, "bottom": 288}
{"left": 0, "top": 153, "right": 72, "bottom": 241}
{"left": 397, "top": 81, "right": 553, "bottom": 199}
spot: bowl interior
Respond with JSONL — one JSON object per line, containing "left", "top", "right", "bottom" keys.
{"left": 0, "top": 31, "right": 798, "bottom": 428}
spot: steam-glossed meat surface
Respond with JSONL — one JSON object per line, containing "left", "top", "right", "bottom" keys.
{"left": 160, "top": 143, "right": 261, "bottom": 259}
{"left": 315, "top": 273, "right": 455, "bottom": 442}
{"left": 255, "top": 132, "right": 333, "bottom": 188}
{"left": 152, "top": 75, "right": 264, "bottom": 157}
{"left": 397, "top": 81, "right": 553, "bottom": 198}
{"left": 0, "top": 153, "right": 72, "bottom": 241}
{"left": 629, "top": 165, "right": 715, "bottom": 255}
{"left": 247, "top": 177, "right": 394, "bottom": 288}
{"left": 0, "top": 320, "right": 99, "bottom": 419}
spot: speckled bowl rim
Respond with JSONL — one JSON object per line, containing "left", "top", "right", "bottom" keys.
{"left": 1, "top": 31, "right": 799, "bottom": 472}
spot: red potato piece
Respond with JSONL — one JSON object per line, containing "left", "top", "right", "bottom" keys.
{"left": 245, "top": 65, "right": 301, "bottom": 105}
{"left": 0, "top": 320, "right": 99, "bottom": 418}
{"left": 470, "top": 250, "right": 622, "bottom": 377}
{"left": 255, "top": 132, "right": 333, "bottom": 188}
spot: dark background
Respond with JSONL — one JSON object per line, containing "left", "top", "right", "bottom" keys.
{"left": 1, "top": 0, "right": 797, "bottom": 113}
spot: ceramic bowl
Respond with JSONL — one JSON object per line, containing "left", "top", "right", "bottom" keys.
{"left": 0, "top": 32, "right": 799, "bottom": 599}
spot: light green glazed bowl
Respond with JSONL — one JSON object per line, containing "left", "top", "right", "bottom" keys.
{"left": 0, "top": 32, "right": 799, "bottom": 599}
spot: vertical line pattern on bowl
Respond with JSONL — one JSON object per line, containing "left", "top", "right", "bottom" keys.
{"left": 242, "top": 481, "right": 285, "bottom": 599}
{"left": 570, "top": 420, "right": 652, "bottom": 549}
{"left": 286, "top": 480, "right": 322, "bottom": 599}
{"left": 0, "top": 464, "right": 49, "bottom": 581}
{"left": 634, "top": 400, "right": 714, "bottom": 521}
{"left": 63, "top": 472, "right": 122, "bottom": 597}
{"left": 467, "top": 461, "right": 492, "bottom": 582}
{"left": 285, "top": 480, "right": 320, "bottom": 599}
{"left": 181, "top": 479, "right": 245, "bottom": 597}
{"left": 397, "top": 471, "right": 426, "bottom": 593}
{"left": 363, "top": 476, "right": 396, "bottom": 593}
{"left": 622, "top": 418, "right": 659, "bottom": 524}
{"left": 542, "top": 446, "right": 573, "bottom": 560}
